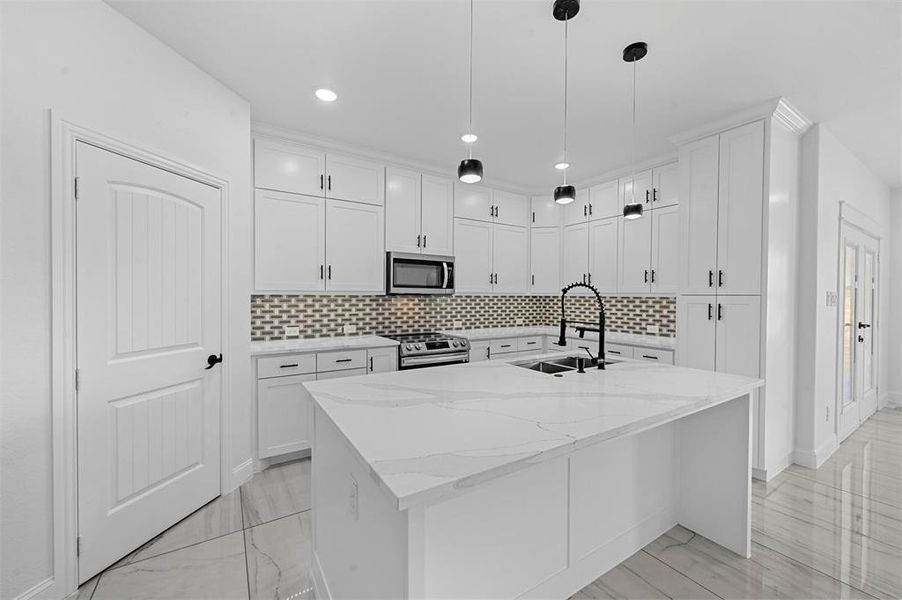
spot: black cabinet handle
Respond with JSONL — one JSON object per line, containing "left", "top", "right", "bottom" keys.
{"left": 717, "top": 304, "right": 723, "bottom": 321}
{"left": 718, "top": 270, "right": 724, "bottom": 287}
{"left": 279, "top": 363, "right": 299, "bottom": 369}
{"left": 645, "top": 189, "right": 650, "bottom": 203}
{"left": 423, "top": 235, "right": 427, "bottom": 248}
{"left": 584, "top": 205, "right": 587, "bottom": 217}
{"left": 494, "top": 273, "right": 498, "bottom": 284}
{"left": 417, "top": 234, "right": 421, "bottom": 248}
{"left": 653, "top": 188, "right": 658, "bottom": 202}
{"left": 526, "top": 341, "right": 537, "bottom": 345}
{"left": 320, "top": 174, "right": 324, "bottom": 190}
{"left": 582, "top": 273, "right": 587, "bottom": 283}
{"left": 589, "top": 204, "right": 593, "bottom": 216}
{"left": 531, "top": 274, "right": 535, "bottom": 286}
{"left": 320, "top": 265, "right": 324, "bottom": 280}
{"left": 205, "top": 353, "right": 223, "bottom": 369}
{"left": 608, "top": 349, "right": 621, "bottom": 355}
{"left": 369, "top": 356, "right": 374, "bottom": 371}
{"left": 644, "top": 270, "right": 649, "bottom": 283}
{"left": 708, "top": 303, "right": 713, "bottom": 321}
{"left": 708, "top": 270, "right": 714, "bottom": 287}
{"left": 650, "top": 270, "right": 656, "bottom": 283}
{"left": 588, "top": 273, "right": 592, "bottom": 285}
{"left": 500, "top": 344, "right": 512, "bottom": 348}
{"left": 327, "top": 175, "right": 331, "bottom": 190}
{"left": 642, "top": 355, "right": 658, "bottom": 360}
{"left": 532, "top": 211, "right": 536, "bottom": 223}
{"left": 335, "top": 358, "right": 353, "bottom": 363}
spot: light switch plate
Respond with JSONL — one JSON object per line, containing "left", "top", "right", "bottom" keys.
{"left": 344, "top": 324, "right": 357, "bottom": 334}
{"left": 452, "top": 320, "right": 462, "bottom": 329}
{"left": 646, "top": 324, "right": 660, "bottom": 334}
{"left": 284, "top": 326, "right": 300, "bottom": 337}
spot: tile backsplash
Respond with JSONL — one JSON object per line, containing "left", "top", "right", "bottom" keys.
{"left": 251, "top": 294, "right": 676, "bottom": 341}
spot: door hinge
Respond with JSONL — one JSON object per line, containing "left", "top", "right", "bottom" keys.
{"left": 74, "top": 177, "right": 80, "bottom": 200}
{"left": 77, "top": 536, "right": 82, "bottom": 556}
{"left": 75, "top": 369, "right": 80, "bottom": 392}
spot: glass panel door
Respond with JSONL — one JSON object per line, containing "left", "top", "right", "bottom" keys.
{"left": 840, "top": 242, "right": 858, "bottom": 412}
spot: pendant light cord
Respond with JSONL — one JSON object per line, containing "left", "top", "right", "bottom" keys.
{"left": 630, "top": 58, "right": 638, "bottom": 204}
{"left": 562, "top": 13, "right": 569, "bottom": 185}
{"left": 468, "top": 0, "right": 474, "bottom": 160}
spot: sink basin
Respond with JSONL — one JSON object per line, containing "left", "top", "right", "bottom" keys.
{"left": 513, "top": 355, "right": 620, "bottom": 375}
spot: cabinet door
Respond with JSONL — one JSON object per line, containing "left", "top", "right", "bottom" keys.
{"left": 650, "top": 205, "right": 680, "bottom": 294}
{"left": 530, "top": 227, "right": 561, "bottom": 294}
{"left": 254, "top": 140, "right": 325, "bottom": 197}
{"left": 385, "top": 167, "right": 422, "bottom": 254}
{"left": 717, "top": 121, "right": 764, "bottom": 295}
{"left": 715, "top": 295, "right": 761, "bottom": 377}
{"left": 257, "top": 374, "right": 314, "bottom": 458}
{"left": 652, "top": 162, "right": 679, "bottom": 208}
{"left": 619, "top": 169, "right": 653, "bottom": 208}
{"left": 679, "top": 135, "right": 720, "bottom": 294}
{"left": 420, "top": 174, "right": 455, "bottom": 255}
{"left": 493, "top": 190, "right": 529, "bottom": 227}
{"left": 676, "top": 296, "right": 716, "bottom": 371}
{"left": 531, "top": 195, "right": 561, "bottom": 228}
{"left": 588, "top": 179, "right": 620, "bottom": 220}
{"left": 588, "top": 217, "right": 618, "bottom": 293}
{"left": 454, "top": 218, "right": 493, "bottom": 292}
{"left": 325, "top": 199, "right": 384, "bottom": 292}
{"left": 493, "top": 224, "right": 528, "bottom": 293}
{"left": 469, "top": 341, "right": 492, "bottom": 362}
{"left": 316, "top": 367, "right": 368, "bottom": 380}
{"left": 454, "top": 183, "right": 493, "bottom": 222}
{"left": 367, "top": 347, "right": 398, "bottom": 374}
{"left": 255, "top": 189, "right": 325, "bottom": 291}
{"left": 563, "top": 188, "right": 589, "bottom": 226}
{"left": 325, "top": 153, "right": 384, "bottom": 205}
{"left": 562, "top": 222, "right": 589, "bottom": 286}
{"left": 618, "top": 214, "right": 652, "bottom": 293}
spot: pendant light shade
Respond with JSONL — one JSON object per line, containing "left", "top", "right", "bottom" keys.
{"left": 623, "top": 202, "right": 644, "bottom": 219}
{"left": 552, "top": 0, "right": 577, "bottom": 205}
{"left": 622, "top": 40, "right": 648, "bottom": 220}
{"left": 554, "top": 184, "right": 576, "bottom": 204}
{"left": 458, "top": 158, "right": 484, "bottom": 184}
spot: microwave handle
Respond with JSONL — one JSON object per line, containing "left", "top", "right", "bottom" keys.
{"left": 442, "top": 262, "right": 449, "bottom": 289}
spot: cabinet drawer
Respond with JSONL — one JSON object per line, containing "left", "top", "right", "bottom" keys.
{"left": 517, "top": 337, "right": 543, "bottom": 352}
{"left": 490, "top": 340, "right": 519, "bottom": 356}
{"left": 316, "top": 367, "right": 367, "bottom": 380}
{"left": 604, "top": 343, "right": 635, "bottom": 359}
{"left": 317, "top": 349, "right": 367, "bottom": 372}
{"left": 258, "top": 353, "right": 317, "bottom": 379}
{"left": 635, "top": 348, "right": 674, "bottom": 364}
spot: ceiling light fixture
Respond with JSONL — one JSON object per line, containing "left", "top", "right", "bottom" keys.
{"left": 552, "top": 0, "right": 579, "bottom": 205}
{"left": 314, "top": 88, "right": 337, "bottom": 102}
{"left": 458, "top": 0, "right": 484, "bottom": 184}
{"left": 622, "top": 41, "right": 647, "bottom": 220}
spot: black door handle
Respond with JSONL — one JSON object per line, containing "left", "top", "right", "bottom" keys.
{"left": 858, "top": 322, "right": 871, "bottom": 329}
{"left": 205, "top": 354, "right": 223, "bottom": 369}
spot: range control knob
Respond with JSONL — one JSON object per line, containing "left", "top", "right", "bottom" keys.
{"left": 415, "top": 344, "right": 422, "bottom": 350}
{"left": 451, "top": 341, "right": 458, "bottom": 347}
{"left": 405, "top": 344, "right": 412, "bottom": 351}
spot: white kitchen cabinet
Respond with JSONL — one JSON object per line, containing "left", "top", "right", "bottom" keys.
{"left": 454, "top": 183, "right": 493, "bottom": 222}
{"left": 530, "top": 227, "right": 561, "bottom": 294}
{"left": 494, "top": 191, "right": 529, "bottom": 227}
{"left": 563, "top": 188, "right": 590, "bottom": 226}
{"left": 603, "top": 343, "right": 634, "bottom": 359}
{"left": 254, "top": 140, "right": 325, "bottom": 197}
{"left": 650, "top": 205, "right": 680, "bottom": 294}
{"left": 635, "top": 348, "right": 675, "bottom": 364}
{"left": 618, "top": 214, "right": 652, "bottom": 293}
{"left": 469, "top": 341, "right": 492, "bottom": 362}
{"left": 367, "top": 347, "right": 398, "bottom": 374}
{"left": 257, "top": 373, "right": 314, "bottom": 459}
{"left": 385, "top": 167, "right": 422, "bottom": 254}
{"left": 531, "top": 195, "right": 561, "bottom": 228}
{"left": 715, "top": 296, "right": 761, "bottom": 378}
{"left": 676, "top": 296, "right": 717, "bottom": 371}
{"left": 493, "top": 224, "right": 528, "bottom": 293}
{"left": 716, "top": 121, "right": 764, "bottom": 295}
{"left": 420, "top": 174, "right": 454, "bottom": 255}
{"left": 679, "top": 135, "right": 720, "bottom": 294}
{"left": 588, "top": 217, "right": 618, "bottom": 293}
{"left": 563, "top": 222, "right": 589, "bottom": 286}
{"left": 454, "top": 218, "right": 493, "bottom": 292}
{"left": 588, "top": 179, "right": 620, "bottom": 220}
{"left": 255, "top": 189, "right": 325, "bottom": 291}
{"left": 317, "top": 367, "right": 368, "bottom": 380}
{"left": 325, "top": 200, "right": 384, "bottom": 292}
{"left": 652, "top": 162, "right": 679, "bottom": 208}
{"left": 325, "top": 153, "right": 384, "bottom": 206}
{"left": 619, "top": 169, "right": 653, "bottom": 208}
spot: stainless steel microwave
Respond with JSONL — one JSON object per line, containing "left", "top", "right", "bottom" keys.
{"left": 386, "top": 252, "right": 455, "bottom": 295}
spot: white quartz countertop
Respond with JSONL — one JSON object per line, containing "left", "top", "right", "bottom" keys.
{"left": 250, "top": 335, "right": 398, "bottom": 356}
{"left": 305, "top": 352, "right": 762, "bottom": 510}
{"left": 443, "top": 326, "right": 676, "bottom": 350}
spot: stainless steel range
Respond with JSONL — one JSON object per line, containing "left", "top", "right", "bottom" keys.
{"left": 384, "top": 332, "right": 470, "bottom": 370}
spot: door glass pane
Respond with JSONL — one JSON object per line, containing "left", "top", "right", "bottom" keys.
{"left": 841, "top": 243, "right": 858, "bottom": 409}
{"left": 863, "top": 251, "right": 876, "bottom": 392}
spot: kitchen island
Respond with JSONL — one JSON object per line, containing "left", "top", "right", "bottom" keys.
{"left": 303, "top": 353, "right": 763, "bottom": 599}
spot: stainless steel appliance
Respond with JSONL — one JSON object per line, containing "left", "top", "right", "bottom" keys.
{"left": 386, "top": 252, "right": 454, "bottom": 295}
{"left": 384, "top": 332, "right": 470, "bottom": 370}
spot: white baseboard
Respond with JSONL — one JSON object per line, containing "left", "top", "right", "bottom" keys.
{"left": 752, "top": 452, "right": 792, "bottom": 482}
{"left": 13, "top": 577, "right": 54, "bottom": 600}
{"left": 881, "top": 391, "right": 902, "bottom": 408}
{"left": 226, "top": 458, "right": 254, "bottom": 492}
{"left": 792, "top": 436, "right": 838, "bottom": 469}
{"left": 253, "top": 449, "right": 310, "bottom": 474}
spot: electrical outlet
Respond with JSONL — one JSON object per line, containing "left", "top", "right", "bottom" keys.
{"left": 453, "top": 320, "right": 462, "bottom": 329}
{"left": 343, "top": 324, "right": 357, "bottom": 335}
{"left": 284, "top": 326, "right": 300, "bottom": 338}
{"left": 515, "top": 318, "right": 524, "bottom": 326}
{"left": 347, "top": 475, "right": 359, "bottom": 520}
{"left": 646, "top": 324, "right": 659, "bottom": 334}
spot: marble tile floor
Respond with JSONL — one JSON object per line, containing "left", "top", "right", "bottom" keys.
{"left": 69, "top": 408, "right": 902, "bottom": 599}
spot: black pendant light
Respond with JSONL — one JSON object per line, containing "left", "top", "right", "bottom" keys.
{"left": 552, "top": 0, "right": 578, "bottom": 204}
{"left": 622, "top": 41, "right": 647, "bottom": 220}
{"left": 458, "top": 0, "right": 484, "bottom": 184}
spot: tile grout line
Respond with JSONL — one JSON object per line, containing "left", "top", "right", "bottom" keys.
{"left": 638, "top": 548, "right": 725, "bottom": 599}
{"left": 782, "top": 468, "right": 902, "bottom": 512}
{"left": 240, "top": 486, "right": 253, "bottom": 600}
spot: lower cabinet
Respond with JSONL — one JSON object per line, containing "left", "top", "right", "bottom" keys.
{"left": 676, "top": 295, "right": 760, "bottom": 376}
{"left": 368, "top": 346, "right": 399, "bottom": 373}
{"left": 317, "top": 368, "right": 368, "bottom": 380}
{"left": 469, "top": 341, "right": 492, "bottom": 362}
{"left": 257, "top": 374, "right": 315, "bottom": 459}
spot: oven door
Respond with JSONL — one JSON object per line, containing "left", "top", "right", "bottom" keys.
{"left": 399, "top": 351, "right": 470, "bottom": 370}
{"left": 386, "top": 252, "right": 454, "bottom": 295}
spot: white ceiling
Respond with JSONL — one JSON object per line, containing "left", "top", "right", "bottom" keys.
{"left": 108, "top": 0, "right": 901, "bottom": 189}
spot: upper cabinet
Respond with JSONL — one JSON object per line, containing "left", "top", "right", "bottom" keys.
{"left": 385, "top": 169, "right": 453, "bottom": 255}
{"left": 325, "top": 200, "right": 384, "bottom": 292}
{"left": 493, "top": 191, "right": 529, "bottom": 227}
{"left": 454, "top": 183, "right": 493, "bottom": 221}
{"left": 420, "top": 175, "right": 455, "bottom": 255}
{"left": 454, "top": 218, "right": 494, "bottom": 293}
{"left": 619, "top": 169, "right": 653, "bottom": 208}
{"left": 254, "top": 189, "right": 325, "bottom": 291}
{"left": 255, "top": 140, "right": 325, "bottom": 197}
{"left": 652, "top": 162, "right": 679, "bottom": 208}
{"left": 530, "top": 227, "right": 561, "bottom": 293}
{"left": 325, "top": 153, "right": 385, "bottom": 206}
{"left": 563, "top": 188, "right": 590, "bottom": 226}
{"left": 588, "top": 180, "right": 620, "bottom": 220}
{"left": 588, "top": 217, "right": 618, "bottom": 293}
{"left": 531, "top": 195, "right": 561, "bottom": 228}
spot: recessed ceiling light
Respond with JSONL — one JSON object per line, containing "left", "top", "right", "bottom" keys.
{"left": 315, "top": 88, "right": 337, "bottom": 102}
{"left": 461, "top": 133, "right": 478, "bottom": 144}
{"left": 554, "top": 161, "right": 570, "bottom": 170}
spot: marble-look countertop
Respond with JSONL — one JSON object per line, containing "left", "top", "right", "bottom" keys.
{"left": 250, "top": 335, "right": 398, "bottom": 356}
{"left": 305, "top": 352, "right": 762, "bottom": 510}
{"left": 444, "top": 326, "right": 676, "bottom": 350}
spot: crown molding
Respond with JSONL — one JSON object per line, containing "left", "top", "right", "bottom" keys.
{"left": 772, "top": 98, "right": 813, "bottom": 136}
{"left": 668, "top": 97, "right": 813, "bottom": 147}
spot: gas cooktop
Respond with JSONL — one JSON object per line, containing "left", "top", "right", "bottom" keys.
{"left": 383, "top": 332, "right": 470, "bottom": 365}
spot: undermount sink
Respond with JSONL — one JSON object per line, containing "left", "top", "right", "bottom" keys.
{"left": 513, "top": 355, "right": 619, "bottom": 375}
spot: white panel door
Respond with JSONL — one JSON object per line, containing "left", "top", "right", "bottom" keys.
{"left": 717, "top": 121, "right": 764, "bottom": 295}
{"left": 562, "top": 222, "right": 589, "bottom": 286}
{"left": 254, "top": 139, "right": 325, "bottom": 197}
{"left": 385, "top": 167, "right": 422, "bottom": 254}
{"left": 652, "top": 162, "right": 679, "bottom": 208}
{"left": 619, "top": 169, "right": 653, "bottom": 208}
{"left": 676, "top": 296, "right": 716, "bottom": 371}
{"left": 420, "top": 174, "right": 455, "bottom": 255}
{"left": 454, "top": 182, "right": 493, "bottom": 222}
{"left": 257, "top": 374, "right": 314, "bottom": 458}
{"left": 618, "top": 214, "right": 652, "bottom": 293}
{"left": 588, "top": 217, "right": 618, "bottom": 293}
{"left": 563, "top": 188, "right": 589, "bottom": 226}
{"left": 531, "top": 195, "right": 561, "bottom": 228}
{"left": 493, "top": 190, "right": 529, "bottom": 227}
{"left": 715, "top": 295, "right": 761, "bottom": 378}
{"left": 76, "top": 142, "right": 221, "bottom": 581}
{"left": 651, "top": 205, "right": 680, "bottom": 294}
{"left": 493, "top": 224, "right": 529, "bottom": 293}
{"left": 325, "top": 153, "right": 385, "bottom": 205}
{"left": 530, "top": 227, "right": 561, "bottom": 293}
{"left": 679, "top": 135, "right": 720, "bottom": 294}
{"left": 454, "top": 218, "right": 493, "bottom": 292}
{"left": 255, "top": 189, "right": 326, "bottom": 291}
{"left": 325, "top": 199, "right": 384, "bottom": 292}
{"left": 588, "top": 179, "right": 620, "bottom": 220}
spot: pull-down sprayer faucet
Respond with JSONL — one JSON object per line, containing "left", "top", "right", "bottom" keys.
{"left": 556, "top": 281, "right": 606, "bottom": 370}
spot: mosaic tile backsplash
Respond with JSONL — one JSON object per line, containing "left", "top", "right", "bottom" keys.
{"left": 251, "top": 295, "right": 676, "bottom": 341}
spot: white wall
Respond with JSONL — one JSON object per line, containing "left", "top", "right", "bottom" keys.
{"left": 795, "top": 124, "right": 893, "bottom": 467}
{"left": 890, "top": 188, "right": 902, "bottom": 406}
{"left": 0, "top": 2, "right": 252, "bottom": 598}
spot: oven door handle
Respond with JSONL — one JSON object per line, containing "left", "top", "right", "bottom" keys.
{"left": 401, "top": 352, "right": 469, "bottom": 368}
{"left": 442, "top": 262, "right": 449, "bottom": 289}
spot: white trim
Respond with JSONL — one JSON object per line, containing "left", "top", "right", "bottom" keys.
{"left": 669, "top": 97, "right": 811, "bottom": 146}
{"left": 312, "top": 551, "right": 333, "bottom": 600}
{"left": 882, "top": 391, "right": 902, "bottom": 408}
{"left": 752, "top": 452, "right": 792, "bottom": 482}
{"left": 792, "top": 436, "right": 839, "bottom": 470}
{"left": 12, "top": 577, "right": 55, "bottom": 600}
{"left": 50, "top": 113, "right": 233, "bottom": 596}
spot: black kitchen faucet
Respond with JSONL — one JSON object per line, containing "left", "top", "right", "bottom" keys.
{"left": 556, "top": 281, "right": 606, "bottom": 370}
